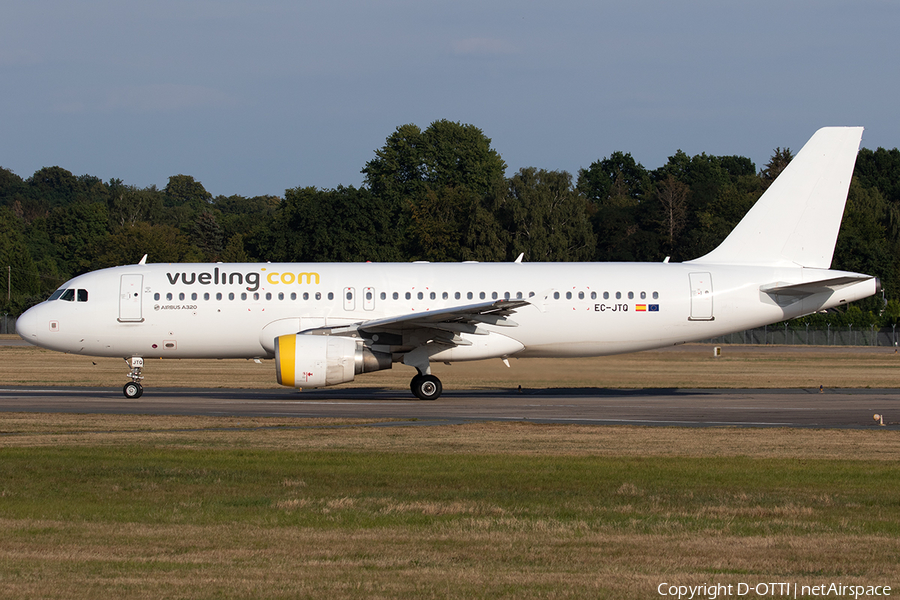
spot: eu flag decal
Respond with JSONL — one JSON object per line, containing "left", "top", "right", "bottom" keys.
{"left": 648, "top": 304, "right": 659, "bottom": 312}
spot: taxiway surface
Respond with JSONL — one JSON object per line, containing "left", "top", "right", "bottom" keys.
{"left": 0, "top": 386, "right": 897, "bottom": 429}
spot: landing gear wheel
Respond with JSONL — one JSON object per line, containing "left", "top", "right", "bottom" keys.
{"left": 410, "top": 374, "right": 424, "bottom": 395}
{"left": 411, "top": 374, "right": 442, "bottom": 401}
{"left": 123, "top": 381, "right": 143, "bottom": 399}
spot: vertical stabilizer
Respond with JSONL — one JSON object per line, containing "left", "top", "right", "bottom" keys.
{"left": 688, "top": 127, "right": 863, "bottom": 268}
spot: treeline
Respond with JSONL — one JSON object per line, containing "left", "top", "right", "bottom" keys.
{"left": 2, "top": 120, "right": 900, "bottom": 325}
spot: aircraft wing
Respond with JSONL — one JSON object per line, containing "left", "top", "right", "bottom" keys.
{"left": 298, "top": 298, "right": 530, "bottom": 345}
{"left": 358, "top": 299, "right": 529, "bottom": 332}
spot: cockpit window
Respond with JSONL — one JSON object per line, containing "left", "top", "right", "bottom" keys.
{"left": 48, "top": 289, "right": 65, "bottom": 301}
{"left": 59, "top": 289, "right": 76, "bottom": 302}
{"left": 77, "top": 289, "right": 88, "bottom": 302}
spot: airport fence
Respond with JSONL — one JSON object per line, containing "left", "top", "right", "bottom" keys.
{"left": 704, "top": 324, "right": 900, "bottom": 347}
{"left": 1, "top": 315, "right": 14, "bottom": 335}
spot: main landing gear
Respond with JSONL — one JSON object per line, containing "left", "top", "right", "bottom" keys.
{"left": 410, "top": 373, "right": 442, "bottom": 400}
{"left": 123, "top": 356, "right": 144, "bottom": 398}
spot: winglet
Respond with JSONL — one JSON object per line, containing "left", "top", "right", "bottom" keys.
{"left": 688, "top": 127, "right": 863, "bottom": 268}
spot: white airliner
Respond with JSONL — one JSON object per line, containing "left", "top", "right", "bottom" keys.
{"left": 16, "top": 127, "right": 878, "bottom": 400}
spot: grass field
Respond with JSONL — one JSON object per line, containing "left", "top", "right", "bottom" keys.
{"left": 1, "top": 338, "right": 899, "bottom": 598}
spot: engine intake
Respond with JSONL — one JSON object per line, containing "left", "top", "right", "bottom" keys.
{"left": 275, "top": 334, "right": 392, "bottom": 388}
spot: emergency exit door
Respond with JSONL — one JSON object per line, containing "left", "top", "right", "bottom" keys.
{"left": 688, "top": 272, "right": 714, "bottom": 321}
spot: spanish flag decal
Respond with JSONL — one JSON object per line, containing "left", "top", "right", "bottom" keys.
{"left": 635, "top": 304, "right": 647, "bottom": 311}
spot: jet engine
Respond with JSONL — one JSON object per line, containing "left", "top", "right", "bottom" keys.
{"left": 275, "top": 334, "right": 392, "bottom": 388}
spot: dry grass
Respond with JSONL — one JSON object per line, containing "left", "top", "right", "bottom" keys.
{"left": 1, "top": 521, "right": 896, "bottom": 599}
{"left": 4, "top": 335, "right": 900, "bottom": 389}
{"left": 2, "top": 413, "right": 900, "bottom": 461}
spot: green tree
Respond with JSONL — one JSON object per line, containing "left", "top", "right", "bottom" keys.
{"left": 833, "top": 182, "right": 894, "bottom": 300}
{"left": 0, "top": 207, "right": 41, "bottom": 312}
{"left": 193, "top": 211, "right": 225, "bottom": 261}
{"left": 362, "top": 120, "right": 507, "bottom": 259}
{"left": 95, "top": 222, "right": 201, "bottom": 268}
{"left": 577, "top": 152, "right": 656, "bottom": 261}
{"left": 48, "top": 202, "right": 110, "bottom": 274}
{"left": 264, "top": 186, "right": 402, "bottom": 263}
{"left": 760, "top": 147, "right": 793, "bottom": 189}
{"left": 855, "top": 147, "right": 900, "bottom": 205}
{"left": 163, "top": 174, "right": 212, "bottom": 229}
{"left": 0, "top": 167, "right": 26, "bottom": 208}
{"left": 27, "top": 166, "right": 83, "bottom": 207}
{"left": 107, "top": 181, "right": 164, "bottom": 228}
{"left": 503, "top": 168, "right": 595, "bottom": 261}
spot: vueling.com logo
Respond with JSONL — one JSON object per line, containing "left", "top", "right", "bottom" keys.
{"left": 165, "top": 267, "right": 320, "bottom": 292}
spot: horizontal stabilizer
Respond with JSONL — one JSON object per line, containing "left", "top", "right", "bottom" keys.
{"left": 760, "top": 275, "right": 875, "bottom": 298}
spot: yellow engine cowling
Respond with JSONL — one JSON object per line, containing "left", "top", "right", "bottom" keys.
{"left": 274, "top": 334, "right": 391, "bottom": 388}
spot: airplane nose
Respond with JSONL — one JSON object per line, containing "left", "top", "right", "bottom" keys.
{"left": 16, "top": 304, "right": 43, "bottom": 344}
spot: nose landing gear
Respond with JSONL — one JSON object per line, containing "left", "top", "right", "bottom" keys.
{"left": 123, "top": 356, "right": 144, "bottom": 398}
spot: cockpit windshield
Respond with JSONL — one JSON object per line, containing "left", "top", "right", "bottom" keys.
{"left": 48, "top": 288, "right": 88, "bottom": 302}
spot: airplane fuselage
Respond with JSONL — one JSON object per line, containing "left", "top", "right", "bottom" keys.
{"left": 17, "top": 261, "right": 877, "bottom": 361}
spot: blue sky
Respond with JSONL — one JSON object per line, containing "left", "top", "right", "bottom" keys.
{"left": 2, "top": 0, "right": 898, "bottom": 198}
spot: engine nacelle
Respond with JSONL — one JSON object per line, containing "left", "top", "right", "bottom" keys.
{"left": 275, "top": 334, "right": 391, "bottom": 388}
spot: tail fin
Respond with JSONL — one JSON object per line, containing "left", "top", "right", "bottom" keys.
{"left": 689, "top": 127, "right": 863, "bottom": 268}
